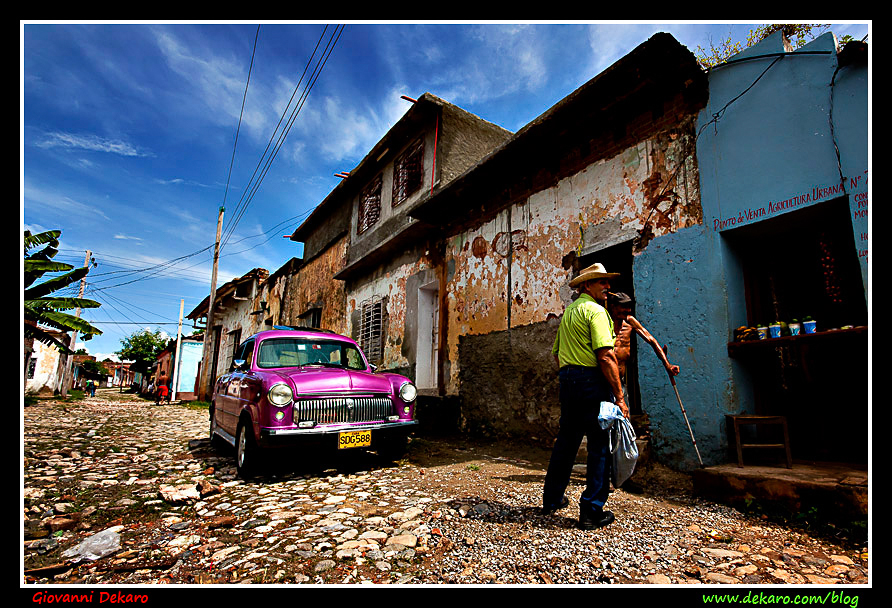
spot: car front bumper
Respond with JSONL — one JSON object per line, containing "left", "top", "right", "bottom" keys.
{"left": 258, "top": 420, "right": 417, "bottom": 448}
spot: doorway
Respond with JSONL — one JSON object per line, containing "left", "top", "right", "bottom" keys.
{"left": 723, "top": 197, "right": 867, "bottom": 464}
{"left": 577, "top": 239, "right": 639, "bottom": 414}
{"left": 415, "top": 281, "right": 439, "bottom": 390}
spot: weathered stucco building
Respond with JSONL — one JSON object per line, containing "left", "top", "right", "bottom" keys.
{"left": 188, "top": 268, "right": 269, "bottom": 399}
{"left": 191, "top": 31, "right": 867, "bottom": 475}
{"left": 405, "top": 33, "right": 709, "bottom": 444}
{"left": 25, "top": 330, "right": 71, "bottom": 395}
{"left": 288, "top": 93, "right": 514, "bottom": 392}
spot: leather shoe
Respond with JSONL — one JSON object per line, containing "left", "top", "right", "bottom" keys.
{"left": 541, "top": 495, "right": 569, "bottom": 515}
{"left": 578, "top": 509, "right": 615, "bottom": 530}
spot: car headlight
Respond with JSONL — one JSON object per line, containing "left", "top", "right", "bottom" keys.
{"left": 398, "top": 381, "right": 417, "bottom": 403}
{"left": 268, "top": 382, "right": 293, "bottom": 407}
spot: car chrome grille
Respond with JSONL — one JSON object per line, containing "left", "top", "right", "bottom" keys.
{"left": 293, "top": 396, "right": 393, "bottom": 424}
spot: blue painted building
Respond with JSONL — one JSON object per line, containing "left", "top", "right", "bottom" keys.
{"left": 635, "top": 32, "right": 868, "bottom": 469}
{"left": 173, "top": 338, "right": 204, "bottom": 400}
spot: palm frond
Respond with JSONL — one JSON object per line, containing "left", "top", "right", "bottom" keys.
{"left": 25, "top": 297, "right": 102, "bottom": 312}
{"left": 24, "top": 230, "right": 61, "bottom": 254}
{"left": 24, "top": 310, "right": 102, "bottom": 338}
{"left": 24, "top": 266, "right": 89, "bottom": 300}
{"left": 25, "top": 324, "right": 73, "bottom": 354}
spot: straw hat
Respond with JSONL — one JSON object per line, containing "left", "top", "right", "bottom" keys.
{"left": 569, "top": 263, "right": 620, "bottom": 288}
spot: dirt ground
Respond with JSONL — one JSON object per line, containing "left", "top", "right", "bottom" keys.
{"left": 404, "top": 433, "right": 694, "bottom": 504}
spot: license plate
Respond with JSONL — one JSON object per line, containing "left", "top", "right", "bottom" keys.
{"left": 338, "top": 429, "right": 372, "bottom": 449}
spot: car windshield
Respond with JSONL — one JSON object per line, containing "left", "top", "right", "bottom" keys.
{"left": 257, "top": 337, "right": 368, "bottom": 371}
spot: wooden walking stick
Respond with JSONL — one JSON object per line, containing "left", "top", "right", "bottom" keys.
{"left": 667, "top": 368, "right": 704, "bottom": 467}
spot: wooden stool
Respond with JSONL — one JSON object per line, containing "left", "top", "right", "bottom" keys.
{"left": 726, "top": 415, "right": 792, "bottom": 468}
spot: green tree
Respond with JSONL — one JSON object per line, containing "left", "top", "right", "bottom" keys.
{"left": 24, "top": 229, "right": 102, "bottom": 354}
{"left": 116, "top": 329, "right": 168, "bottom": 375}
{"left": 695, "top": 24, "right": 855, "bottom": 70}
{"left": 78, "top": 359, "right": 109, "bottom": 380}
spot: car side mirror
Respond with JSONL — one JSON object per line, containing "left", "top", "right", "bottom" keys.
{"left": 232, "top": 359, "right": 247, "bottom": 371}
{"left": 369, "top": 363, "right": 378, "bottom": 373}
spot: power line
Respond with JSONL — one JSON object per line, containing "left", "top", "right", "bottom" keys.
{"left": 222, "top": 24, "right": 261, "bottom": 214}
{"left": 220, "top": 24, "right": 330, "bottom": 248}
{"left": 85, "top": 321, "right": 182, "bottom": 325}
{"left": 221, "top": 25, "right": 344, "bottom": 250}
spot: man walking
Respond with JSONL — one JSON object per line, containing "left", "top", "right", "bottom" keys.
{"left": 543, "top": 263, "right": 627, "bottom": 530}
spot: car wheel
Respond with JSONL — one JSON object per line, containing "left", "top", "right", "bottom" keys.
{"left": 236, "top": 420, "right": 258, "bottom": 478}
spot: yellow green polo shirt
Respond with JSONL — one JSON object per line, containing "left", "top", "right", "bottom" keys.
{"left": 551, "top": 293, "right": 615, "bottom": 368}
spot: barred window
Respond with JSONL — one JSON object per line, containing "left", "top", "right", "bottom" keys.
{"left": 392, "top": 139, "right": 424, "bottom": 207}
{"left": 357, "top": 175, "right": 382, "bottom": 234}
{"left": 358, "top": 296, "right": 384, "bottom": 365}
{"left": 299, "top": 307, "right": 322, "bottom": 329}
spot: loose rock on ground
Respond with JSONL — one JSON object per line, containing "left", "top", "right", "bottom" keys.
{"left": 23, "top": 391, "right": 868, "bottom": 585}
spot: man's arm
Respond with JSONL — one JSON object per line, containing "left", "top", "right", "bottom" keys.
{"left": 595, "top": 346, "right": 629, "bottom": 418}
{"left": 626, "top": 315, "right": 680, "bottom": 377}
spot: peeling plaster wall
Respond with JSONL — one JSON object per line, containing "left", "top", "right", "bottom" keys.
{"left": 345, "top": 253, "right": 436, "bottom": 377}
{"left": 252, "top": 274, "right": 287, "bottom": 334}
{"left": 211, "top": 297, "right": 256, "bottom": 382}
{"left": 444, "top": 121, "right": 701, "bottom": 434}
{"left": 284, "top": 237, "right": 350, "bottom": 335}
{"left": 26, "top": 339, "right": 64, "bottom": 394}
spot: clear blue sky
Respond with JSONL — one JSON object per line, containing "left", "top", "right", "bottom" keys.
{"left": 21, "top": 21, "right": 870, "bottom": 362}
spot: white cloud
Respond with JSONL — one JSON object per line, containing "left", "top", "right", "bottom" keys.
{"left": 154, "top": 177, "right": 216, "bottom": 188}
{"left": 34, "top": 132, "right": 151, "bottom": 157}
{"left": 24, "top": 183, "right": 112, "bottom": 221}
{"left": 153, "top": 28, "right": 273, "bottom": 142}
{"left": 407, "top": 25, "right": 549, "bottom": 107}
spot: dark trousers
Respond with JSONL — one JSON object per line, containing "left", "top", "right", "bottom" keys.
{"left": 543, "top": 365, "right": 614, "bottom": 513}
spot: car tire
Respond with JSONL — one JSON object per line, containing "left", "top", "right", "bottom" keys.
{"left": 236, "top": 420, "right": 258, "bottom": 479}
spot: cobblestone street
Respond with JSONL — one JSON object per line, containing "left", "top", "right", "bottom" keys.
{"left": 23, "top": 390, "right": 869, "bottom": 588}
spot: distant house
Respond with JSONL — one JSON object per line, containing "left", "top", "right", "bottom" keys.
{"left": 25, "top": 329, "right": 71, "bottom": 395}
{"left": 151, "top": 335, "right": 203, "bottom": 400}
{"left": 187, "top": 268, "right": 269, "bottom": 400}
{"left": 108, "top": 360, "right": 135, "bottom": 388}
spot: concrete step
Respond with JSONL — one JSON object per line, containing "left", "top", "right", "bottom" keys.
{"left": 692, "top": 461, "right": 867, "bottom": 522}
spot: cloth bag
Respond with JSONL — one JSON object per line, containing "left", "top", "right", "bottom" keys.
{"left": 598, "top": 401, "right": 639, "bottom": 487}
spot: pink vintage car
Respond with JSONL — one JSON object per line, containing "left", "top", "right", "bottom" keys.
{"left": 210, "top": 327, "right": 418, "bottom": 477}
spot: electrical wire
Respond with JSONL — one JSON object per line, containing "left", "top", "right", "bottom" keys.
{"left": 220, "top": 24, "right": 332, "bottom": 248}
{"left": 640, "top": 55, "right": 784, "bottom": 232}
{"left": 222, "top": 25, "right": 261, "bottom": 215}
{"left": 221, "top": 25, "right": 344, "bottom": 251}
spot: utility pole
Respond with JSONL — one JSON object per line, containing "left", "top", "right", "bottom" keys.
{"left": 59, "top": 250, "right": 92, "bottom": 397}
{"left": 199, "top": 207, "right": 224, "bottom": 401}
{"left": 172, "top": 299, "right": 184, "bottom": 402}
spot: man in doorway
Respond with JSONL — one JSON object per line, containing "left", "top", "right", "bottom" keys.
{"left": 607, "top": 291, "right": 679, "bottom": 397}
{"left": 543, "top": 262, "right": 627, "bottom": 530}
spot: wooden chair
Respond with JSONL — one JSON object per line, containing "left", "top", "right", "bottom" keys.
{"left": 726, "top": 414, "right": 792, "bottom": 468}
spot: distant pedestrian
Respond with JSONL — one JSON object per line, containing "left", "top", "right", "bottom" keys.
{"left": 155, "top": 373, "right": 169, "bottom": 405}
{"left": 88, "top": 379, "right": 96, "bottom": 397}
